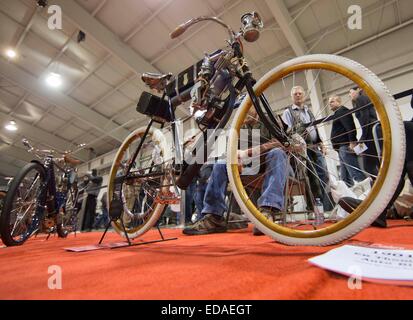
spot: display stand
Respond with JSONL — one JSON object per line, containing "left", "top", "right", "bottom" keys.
{"left": 98, "top": 197, "right": 177, "bottom": 249}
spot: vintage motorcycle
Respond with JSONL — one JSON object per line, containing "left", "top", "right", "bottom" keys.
{"left": 107, "top": 12, "right": 405, "bottom": 246}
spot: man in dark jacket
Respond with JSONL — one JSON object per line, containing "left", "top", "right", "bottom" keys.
{"left": 329, "top": 95, "right": 365, "bottom": 186}
{"left": 81, "top": 169, "right": 103, "bottom": 231}
{"left": 339, "top": 121, "right": 413, "bottom": 227}
{"left": 349, "top": 87, "right": 380, "bottom": 177}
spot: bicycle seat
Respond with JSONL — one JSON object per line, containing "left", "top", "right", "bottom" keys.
{"left": 141, "top": 72, "right": 173, "bottom": 92}
{"left": 63, "top": 154, "right": 82, "bottom": 166}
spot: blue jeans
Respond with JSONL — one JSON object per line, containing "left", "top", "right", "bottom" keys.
{"left": 308, "top": 148, "right": 329, "bottom": 189}
{"left": 338, "top": 145, "right": 365, "bottom": 187}
{"left": 93, "top": 207, "right": 109, "bottom": 229}
{"left": 186, "top": 165, "right": 212, "bottom": 222}
{"left": 307, "top": 147, "right": 331, "bottom": 209}
{"left": 201, "top": 148, "right": 288, "bottom": 217}
{"left": 185, "top": 180, "right": 196, "bottom": 223}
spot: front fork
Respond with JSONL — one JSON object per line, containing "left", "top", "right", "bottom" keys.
{"left": 30, "top": 159, "right": 54, "bottom": 233}
{"left": 244, "top": 74, "right": 289, "bottom": 145}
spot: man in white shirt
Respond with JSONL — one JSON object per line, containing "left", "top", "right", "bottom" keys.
{"left": 282, "top": 86, "right": 331, "bottom": 210}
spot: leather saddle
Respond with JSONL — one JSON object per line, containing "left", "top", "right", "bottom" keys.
{"left": 141, "top": 72, "right": 173, "bottom": 92}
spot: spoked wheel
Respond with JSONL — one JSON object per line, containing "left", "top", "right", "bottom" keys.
{"left": 56, "top": 185, "right": 79, "bottom": 237}
{"left": 0, "top": 162, "right": 46, "bottom": 246}
{"left": 107, "top": 127, "right": 173, "bottom": 239}
{"left": 227, "top": 54, "right": 405, "bottom": 246}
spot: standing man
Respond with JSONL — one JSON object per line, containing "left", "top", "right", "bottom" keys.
{"left": 349, "top": 87, "right": 380, "bottom": 177}
{"left": 81, "top": 169, "right": 103, "bottom": 231}
{"left": 93, "top": 191, "right": 109, "bottom": 229}
{"left": 329, "top": 95, "right": 365, "bottom": 186}
{"left": 282, "top": 86, "right": 331, "bottom": 209}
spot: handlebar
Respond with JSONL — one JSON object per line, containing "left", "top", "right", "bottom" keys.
{"left": 22, "top": 138, "right": 55, "bottom": 157}
{"left": 63, "top": 154, "right": 82, "bottom": 166}
{"left": 22, "top": 138, "right": 33, "bottom": 150}
{"left": 170, "top": 12, "right": 264, "bottom": 43}
{"left": 170, "top": 16, "right": 235, "bottom": 41}
{"left": 21, "top": 138, "right": 81, "bottom": 166}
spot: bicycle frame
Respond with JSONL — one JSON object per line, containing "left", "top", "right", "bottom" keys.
{"left": 114, "top": 13, "right": 291, "bottom": 211}
{"left": 31, "top": 156, "right": 77, "bottom": 233}
{"left": 107, "top": 12, "right": 406, "bottom": 246}
{"left": 121, "top": 70, "right": 288, "bottom": 204}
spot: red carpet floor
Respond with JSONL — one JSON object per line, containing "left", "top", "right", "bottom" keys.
{"left": 0, "top": 221, "right": 412, "bottom": 300}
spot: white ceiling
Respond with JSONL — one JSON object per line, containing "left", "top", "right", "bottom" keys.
{"left": 0, "top": 0, "right": 413, "bottom": 180}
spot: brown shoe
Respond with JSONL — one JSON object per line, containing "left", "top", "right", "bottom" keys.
{"left": 260, "top": 207, "right": 282, "bottom": 222}
{"left": 182, "top": 214, "right": 227, "bottom": 235}
{"left": 252, "top": 225, "right": 264, "bottom": 236}
{"left": 252, "top": 207, "right": 281, "bottom": 236}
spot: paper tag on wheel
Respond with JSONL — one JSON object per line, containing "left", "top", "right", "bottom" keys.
{"left": 353, "top": 143, "right": 368, "bottom": 155}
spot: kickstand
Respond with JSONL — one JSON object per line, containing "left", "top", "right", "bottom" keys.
{"left": 99, "top": 218, "right": 178, "bottom": 249}
{"left": 112, "top": 222, "right": 178, "bottom": 249}
{"left": 99, "top": 194, "right": 178, "bottom": 248}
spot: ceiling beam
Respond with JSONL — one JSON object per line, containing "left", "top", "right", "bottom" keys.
{"left": 50, "top": 0, "right": 159, "bottom": 75}
{"left": 15, "top": 5, "right": 38, "bottom": 50}
{"left": 264, "top": 0, "right": 327, "bottom": 139}
{"left": 0, "top": 143, "right": 32, "bottom": 163}
{"left": 254, "top": 0, "right": 405, "bottom": 73}
{"left": 0, "top": 110, "right": 89, "bottom": 161}
{"left": 264, "top": 0, "right": 308, "bottom": 56}
{"left": 0, "top": 161, "right": 20, "bottom": 177}
{"left": 0, "top": 57, "right": 129, "bottom": 143}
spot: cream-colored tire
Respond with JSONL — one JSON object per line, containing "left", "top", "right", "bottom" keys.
{"left": 108, "top": 126, "right": 171, "bottom": 239}
{"left": 227, "top": 54, "right": 405, "bottom": 246}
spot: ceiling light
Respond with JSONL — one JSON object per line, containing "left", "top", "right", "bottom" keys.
{"left": 46, "top": 72, "right": 62, "bottom": 88}
{"left": 5, "top": 120, "right": 18, "bottom": 132}
{"left": 5, "top": 49, "right": 17, "bottom": 59}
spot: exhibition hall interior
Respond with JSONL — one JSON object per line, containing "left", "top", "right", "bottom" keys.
{"left": 0, "top": 0, "right": 412, "bottom": 301}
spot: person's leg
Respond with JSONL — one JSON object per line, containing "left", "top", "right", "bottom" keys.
{"left": 370, "top": 169, "right": 405, "bottom": 228}
{"left": 306, "top": 149, "right": 322, "bottom": 199}
{"left": 183, "top": 163, "right": 229, "bottom": 235}
{"left": 102, "top": 207, "right": 110, "bottom": 226}
{"left": 339, "top": 146, "right": 353, "bottom": 187}
{"left": 201, "top": 163, "right": 228, "bottom": 217}
{"left": 314, "top": 149, "right": 329, "bottom": 191}
{"left": 313, "top": 149, "right": 333, "bottom": 210}
{"left": 93, "top": 213, "right": 102, "bottom": 229}
{"left": 252, "top": 148, "right": 288, "bottom": 236}
{"left": 257, "top": 148, "right": 288, "bottom": 210}
{"left": 194, "top": 180, "right": 207, "bottom": 220}
{"left": 81, "top": 197, "right": 91, "bottom": 231}
{"left": 362, "top": 140, "right": 379, "bottom": 177}
{"left": 83, "top": 196, "right": 95, "bottom": 231}
{"left": 88, "top": 196, "right": 97, "bottom": 230}
{"left": 340, "top": 145, "right": 366, "bottom": 184}
{"left": 184, "top": 179, "right": 196, "bottom": 223}
{"left": 194, "top": 164, "right": 212, "bottom": 220}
